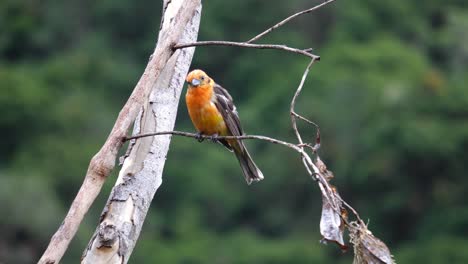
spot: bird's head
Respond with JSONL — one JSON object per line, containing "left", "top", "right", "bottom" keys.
{"left": 186, "top": 69, "right": 212, "bottom": 88}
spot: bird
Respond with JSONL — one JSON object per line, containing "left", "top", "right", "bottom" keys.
{"left": 185, "top": 69, "right": 264, "bottom": 184}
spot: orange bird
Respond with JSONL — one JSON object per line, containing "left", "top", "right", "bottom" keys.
{"left": 185, "top": 69, "right": 264, "bottom": 184}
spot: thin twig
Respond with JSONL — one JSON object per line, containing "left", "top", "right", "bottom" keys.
{"left": 290, "top": 59, "right": 316, "bottom": 145}
{"left": 340, "top": 198, "right": 366, "bottom": 226}
{"left": 125, "top": 129, "right": 360, "bottom": 223}
{"left": 286, "top": 57, "right": 366, "bottom": 229}
{"left": 288, "top": 59, "right": 320, "bottom": 185}
{"left": 124, "top": 131, "right": 302, "bottom": 152}
{"left": 125, "top": 129, "right": 363, "bottom": 224}
{"left": 247, "top": 0, "right": 337, "bottom": 43}
{"left": 174, "top": 41, "right": 320, "bottom": 60}
{"left": 290, "top": 59, "right": 364, "bottom": 227}
{"left": 124, "top": 131, "right": 328, "bottom": 192}
{"left": 292, "top": 111, "right": 321, "bottom": 151}
{"left": 292, "top": 111, "right": 319, "bottom": 129}
{"left": 289, "top": 62, "right": 321, "bottom": 152}
{"left": 125, "top": 130, "right": 362, "bottom": 227}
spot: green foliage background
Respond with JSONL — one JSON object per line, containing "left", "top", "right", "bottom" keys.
{"left": 1, "top": 0, "right": 468, "bottom": 263}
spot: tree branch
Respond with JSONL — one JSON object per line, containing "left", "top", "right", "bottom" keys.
{"left": 174, "top": 0, "right": 338, "bottom": 59}
{"left": 174, "top": 41, "right": 320, "bottom": 60}
{"left": 125, "top": 131, "right": 303, "bottom": 152}
{"left": 286, "top": 50, "right": 390, "bottom": 262}
{"left": 247, "top": 0, "right": 337, "bottom": 43}
{"left": 290, "top": 59, "right": 316, "bottom": 146}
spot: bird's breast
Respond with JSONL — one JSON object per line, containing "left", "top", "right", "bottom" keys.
{"left": 186, "top": 87, "right": 226, "bottom": 135}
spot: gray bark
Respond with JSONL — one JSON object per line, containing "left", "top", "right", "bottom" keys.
{"left": 80, "top": 1, "right": 201, "bottom": 263}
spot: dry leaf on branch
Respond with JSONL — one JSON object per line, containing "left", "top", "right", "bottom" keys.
{"left": 319, "top": 182, "right": 348, "bottom": 250}
{"left": 349, "top": 222, "right": 395, "bottom": 264}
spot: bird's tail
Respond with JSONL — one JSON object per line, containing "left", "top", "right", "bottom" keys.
{"left": 231, "top": 140, "right": 264, "bottom": 185}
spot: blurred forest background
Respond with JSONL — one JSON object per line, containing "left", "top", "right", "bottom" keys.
{"left": 1, "top": 0, "right": 468, "bottom": 263}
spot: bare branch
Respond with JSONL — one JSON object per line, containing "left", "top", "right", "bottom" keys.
{"left": 340, "top": 198, "right": 365, "bottom": 226}
{"left": 291, "top": 111, "right": 319, "bottom": 129}
{"left": 174, "top": 41, "right": 320, "bottom": 60}
{"left": 287, "top": 59, "right": 325, "bottom": 188}
{"left": 247, "top": 0, "right": 337, "bottom": 43}
{"left": 124, "top": 131, "right": 303, "bottom": 152}
{"left": 290, "top": 59, "right": 316, "bottom": 145}
{"left": 287, "top": 60, "right": 367, "bottom": 232}
{"left": 173, "top": 0, "right": 339, "bottom": 67}
{"left": 292, "top": 111, "right": 321, "bottom": 151}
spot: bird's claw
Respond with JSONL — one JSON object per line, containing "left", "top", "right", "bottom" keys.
{"left": 209, "top": 134, "right": 219, "bottom": 143}
{"left": 196, "top": 132, "right": 205, "bottom": 142}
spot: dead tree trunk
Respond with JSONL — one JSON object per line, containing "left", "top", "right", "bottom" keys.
{"left": 80, "top": 1, "right": 201, "bottom": 263}
{"left": 36, "top": 1, "right": 200, "bottom": 263}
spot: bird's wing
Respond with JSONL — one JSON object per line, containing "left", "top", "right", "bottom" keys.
{"left": 212, "top": 83, "right": 244, "bottom": 138}
{"left": 213, "top": 83, "right": 264, "bottom": 184}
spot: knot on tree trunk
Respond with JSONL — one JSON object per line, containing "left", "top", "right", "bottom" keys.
{"left": 97, "top": 223, "right": 118, "bottom": 248}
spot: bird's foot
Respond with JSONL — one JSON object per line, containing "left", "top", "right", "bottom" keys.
{"left": 209, "top": 133, "right": 219, "bottom": 143}
{"left": 195, "top": 132, "right": 205, "bottom": 142}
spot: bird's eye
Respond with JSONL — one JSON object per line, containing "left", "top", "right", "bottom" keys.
{"left": 200, "top": 76, "right": 205, "bottom": 81}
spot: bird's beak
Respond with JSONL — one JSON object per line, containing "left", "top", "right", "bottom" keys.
{"left": 189, "top": 78, "right": 201, "bottom": 86}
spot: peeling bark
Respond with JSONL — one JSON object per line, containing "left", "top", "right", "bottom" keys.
{"left": 38, "top": 0, "right": 201, "bottom": 263}
{"left": 80, "top": 1, "right": 201, "bottom": 263}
